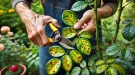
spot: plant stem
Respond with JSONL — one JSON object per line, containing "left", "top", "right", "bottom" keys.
{"left": 113, "top": 0, "right": 123, "bottom": 43}
{"left": 94, "top": 0, "right": 101, "bottom": 59}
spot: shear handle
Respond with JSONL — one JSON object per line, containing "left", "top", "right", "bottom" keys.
{"left": 48, "top": 23, "right": 58, "bottom": 32}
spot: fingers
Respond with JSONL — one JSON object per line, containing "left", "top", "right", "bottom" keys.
{"left": 43, "top": 16, "right": 61, "bottom": 28}
{"left": 74, "top": 13, "right": 91, "bottom": 29}
{"left": 77, "top": 19, "right": 95, "bottom": 35}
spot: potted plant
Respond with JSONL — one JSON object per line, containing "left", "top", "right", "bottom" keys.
{"left": 0, "top": 26, "right": 28, "bottom": 75}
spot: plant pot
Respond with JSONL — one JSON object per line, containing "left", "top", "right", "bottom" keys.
{"left": 0, "top": 64, "right": 26, "bottom": 75}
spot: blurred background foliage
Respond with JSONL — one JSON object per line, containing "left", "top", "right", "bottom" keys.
{"left": 0, "top": 0, "right": 135, "bottom": 75}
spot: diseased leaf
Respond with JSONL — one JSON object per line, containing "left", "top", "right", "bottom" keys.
{"left": 62, "top": 10, "right": 78, "bottom": 26}
{"left": 62, "top": 27, "right": 76, "bottom": 39}
{"left": 70, "top": 50, "right": 82, "bottom": 63}
{"left": 71, "top": 1, "right": 88, "bottom": 12}
{"left": 62, "top": 55, "right": 72, "bottom": 71}
{"left": 71, "top": 67, "right": 81, "bottom": 75}
{"left": 95, "top": 60, "right": 105, "bottom": 66}
{"left": 122, "top": 24, "right": 135, "bottom": 41}
{"left": 49, "top": 46, "right": 65, "bottom": 57}
{"left": 96, "top": 64, "right": 108, "bottom": 73}
{"left": 105, "top": 67, "right": 117, "bottom": 75}
{"left": 46, "top": 58, "right": 61, "bottom": 75}
{"left": 80, "top": 31, "right": 93, "bottom": 39}
{"left": 111, "top": 63, "right": 126, "bottom": 75}
{"left": 77, "top": 44, "right": 92, "bottom": 55}
{"left": 76, "top": 38, "right": 91, "bottom": 47}
{"left": 106, "top": 59, "right": 115, "bottom": 64}
{"left": 106, "top": 43, "right": 121, "bottom": 56}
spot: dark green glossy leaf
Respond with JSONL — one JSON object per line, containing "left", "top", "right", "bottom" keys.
{"left": 62, "top": 10, "right": 78, "bottom": 26}
{"left": 85, "top": 0, "right": 92, "bottom": 2}
{"left": 105, "top": 67, "right": 117, "bottom": 75}
{"left": 49, "top": 46, "right": 65, "bottom": 57}
{"left": 81, "top": 68, "right": 89, "bottom": 75}
{"left": 80, "top": 60, "right": 87, "bottom": 68}
{"left": 106, "top": 43, "right": 121, "bottom": 56}
{"left": 71, "top": 67, "right": 81, "bottom": 75}
{"left": 71, "top": 1, "right": 88, "bottom": 12}
{"left": 111, "top": 63, "right": 126, "bottom": 75}
{"left": 122, "top": 19, "right": 133, "bottom": 24}
{"left": 121, "top": 49, "right": 131, "bottom": 59}
{"left": 62, "top": 27, "right": 76, "bottom": 39}
{"left": 131, "top": 50, "right": 135, "bottom": 60}
{"left": 62, "top": 55, "right": 72, "bottom": 71}
{"left": 66, "top": 72, "right": 71, "bottom": 75}
{"left": 96, "top": 64, "right": 108, "bottom": 73}
{"left": 46, "top": 58, "right": 61, "bottom": 75}
{"left": 95, "top": 60, "right": 105, "bottom": 66}
{"left": 89, "top": 67, "right": 96, "bottom": 73}
{"left": 122, "top": 24, "right": 135, "bottom": 41}
{"left": 70, "top": 50, "right": 82, "bottom": 63}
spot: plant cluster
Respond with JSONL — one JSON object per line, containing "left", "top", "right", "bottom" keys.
{"left": 45, "top": 0, "right": 135, "bottom": 75}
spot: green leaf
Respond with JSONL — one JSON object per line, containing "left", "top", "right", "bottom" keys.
{"left": 89, "top": 1, "right": 94, "bottom": 5}
{"left": 131, "top": 50, "right": 135, "bottom": 60}
{"left": 28, "top": 59, "right": 35, "bottom": 68}
{"left": 111, "top": 63, "right": 126, "bottom": 75}
{"left": 105, "top": 67, "right": 117, "bottom": 75}
{"left": 49, "top": 46, "right": 65, "bottom": 57}
{"left": 80, "top": 31, "right": 93, "bottom": 39}
{"left": 89, "top": 67, "right": 96, "bottom": 73}
{"left": 80, "top": 60, "right": 87, "bottom": 68}
{"left": 96, "top": 64, "right": 108, "bottom": 73}
{"left": 85, "top": 0, "right": 92, "bottom": 2}
{"left": 106, "top": 43, "right": 121, "bottom": 56}
{"left": 81, "top": 68, "right": 89, "bottom": 75}
{"left": 122, "top": 19, "right": 133, "bottom": 24}
{"left": 121, "top": 49, "right": 131, "bottom": 59}
{"left": 70, "top": 50, "right": 82, "bottom": 63}
{"left": 62, "top": 27, "right": 76, "bottom": 39}
{"left": 62, "top": 10, "right": 78, "bottom": 26}
{"left": 71, "top": 1, "right": 88, "bottom": 12}
{"left": 66, "top": 72, "right": 71, "bottom": 75}
{"left": 62, "top": 55, "right": 72, "bottom": 71}
{"left": 95, "top": 60, "right": 105, "bottom": 66}
{"left": 46, "top": 58, "right": 61, "bottom": 75}
{"left": 88, "top": 60, "right": 94, "bottom": 66}
{"left": 26, "top": 52, "right": 33, "bottom": 58}
{"left": 106, "top": 59, "right": 115, "bottom": 64}
{"left": 77, "top": 44, "right": 92, "bottom": 55}
{"left": 122, "top": 24, "right": 135, "bottom": 41}
{"left": 71, "top": 67, "right": 81, "bottom": 75}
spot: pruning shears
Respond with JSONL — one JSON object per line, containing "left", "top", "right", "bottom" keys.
{"left": 48, "top": 23, "right": 74, "bottom": 50}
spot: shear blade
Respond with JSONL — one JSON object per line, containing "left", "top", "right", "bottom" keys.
{"left": 59, "top": 42, "right": 74, "bottom": 50}
{"left": 59, "top": 37, "right": 74, "bottom": 49}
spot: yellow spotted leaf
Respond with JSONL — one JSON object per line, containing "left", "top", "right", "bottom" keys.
{"left": 62, "top": 55, "right": 72, "bottom": 71}
{"left": 96, "top": 64, "right": 108, "bottom": 73}
{"left": 111, "top": 63, "right": 126, "bottom": 75}
{"left": 46, "top": 58, "right": 61, "bottom": 75}
{"left": 49, "top": 46, "right": 65, "bottom": 57}
{"left": 106, "top": 67, "right": 117, "bottom": 75}
{"left": 69, "top": 50, "right": 82, "bottom": 63}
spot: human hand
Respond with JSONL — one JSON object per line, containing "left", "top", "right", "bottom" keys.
{"left": 22, "top": 12, "right": 60, "bottom": 46}
{"left": 74, "top": 10, "right": 100, "bottom": 35}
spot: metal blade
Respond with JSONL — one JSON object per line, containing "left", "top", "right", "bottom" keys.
{"left": 59, "top": 37, "right": 74, "bottom": 49}
{"left": 59, "top": 42, "right": 74, "bottom": 50}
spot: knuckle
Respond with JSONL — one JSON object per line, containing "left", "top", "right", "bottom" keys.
{"left": 43, "top": 41, "right": 48, "bottom": 45}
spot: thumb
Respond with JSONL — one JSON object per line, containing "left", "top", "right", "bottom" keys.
{"left": 74, "top": 15, "right": 90, "bottom": 29}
